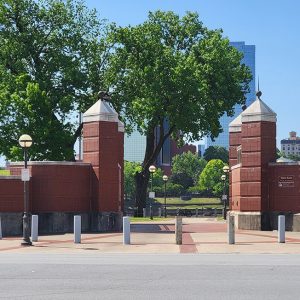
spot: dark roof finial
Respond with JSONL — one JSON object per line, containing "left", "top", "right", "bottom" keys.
{"left": 98, "top": 91, "right": 111, "bottom": 101}
{"left": 256, "top": 76, "right": 262, "bottom": 99}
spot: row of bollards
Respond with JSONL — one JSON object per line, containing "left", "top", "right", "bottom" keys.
{"left": 226, "top": 214, "right": 286, "bottom": 244}
{"left": 0, "top": 214, "right": 287, "bottom": 245}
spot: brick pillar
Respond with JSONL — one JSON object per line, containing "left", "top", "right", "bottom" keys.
{"left": 229, "top": 92, "right": 277, "bottom": 230}
{"left": 229, "top": 115, "right": 242, "bottom": 211}
{"left": 240, "top": 95, "right": 276, "bottom": 212}
{"left": 82, "top": 100, "right": 124, "bottom": 213}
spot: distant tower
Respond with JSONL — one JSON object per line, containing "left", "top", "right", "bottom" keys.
{"left": 206, "top": 41, "right": 256, "bottom": 149}
{"left": 82, "top": 96, "right": 124, "bottom": 213}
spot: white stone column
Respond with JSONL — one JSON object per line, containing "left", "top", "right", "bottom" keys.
{"left": 31, "top": 215, "right": 38, "bottom": 242}
{"left": 278, "top": 215, "right": 285, "bottom": 243}
{"left": 228, "top": 215, "right": 235, "bottom": 244}
{"left": 175, "top": 216, "right": 182, "bottom": 245}
{"left": 0, "top": 217, "right": 2, "bottom": 240}
{"left": 123, "top": 216, "right": 130, "bottom": 245}
{"left": 74, "top": 215, "right": 81, "bottom": 244}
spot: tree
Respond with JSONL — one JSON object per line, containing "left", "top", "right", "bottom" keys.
{"left": 124, "top": 161, "right": 164, "bottom": 200}
{"left": 172, "top": 151, "right": 206, "bottom": 183}
{"left": 203, "top": 146, "right": 229, "bottom": 163}
{"left": 199, "top": 159, "right": 225, "bottom": 197}
{"left": 286, "top": 154, "right": 300, "bottom": 161}
{"left": 106, "top": 11, "right": 252, "bottom": 215}
{"left": 170, "top": 173, "right": 194, "bottom": 190}
{"left": 198, "top": 159, "right": 227, "bottom": 197}
{"left": 124, "top": 161, "right": 142, "bottom": 200}
{"left": 0, "top": 0, "right": 110, "bottom": 161}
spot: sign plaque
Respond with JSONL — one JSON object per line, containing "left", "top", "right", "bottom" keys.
{"left": 21, "top": 169, "right": 30, "bottom": 182}
{"left": 278, "top": 176, "right": 294, "bottom": 188}
{"left": 149, "top": 191, "right": 155, "bottom": 199}
{"left": 222, "top": 195, "right": 228, "bottom": 201}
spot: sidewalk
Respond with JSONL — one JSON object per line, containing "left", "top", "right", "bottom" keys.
{"left": 1, "top": 217, "right": 300, "bottom": 254}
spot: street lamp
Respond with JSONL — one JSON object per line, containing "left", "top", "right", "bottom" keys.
{"left": 222, "top": 165, "right": 230, "bottom": 220}
{"left": 19, "top": 134, "right": 33, "bottom": 246}
{"left": 149, "top": 165, "right": 156, "bottom": 220}
{"left": 163, "top": 175, "right": 168, "bottom": 218}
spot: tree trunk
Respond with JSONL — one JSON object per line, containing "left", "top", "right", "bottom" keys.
{"left": 134, "top": 171, "right": 150, "bottom": 216}
{"left": 134, "top": 122, "right": 175, "bottom": 216}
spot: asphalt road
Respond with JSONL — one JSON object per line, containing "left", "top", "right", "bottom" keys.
{"left": 0, "top": 253, "right": 300, "bottom": 299}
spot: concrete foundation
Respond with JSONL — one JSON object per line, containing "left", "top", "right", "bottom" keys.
{"left": 230, "top": 211, "right": 300, "bottom": 232}
{"left": 230, "top": 211, "right": 262, "bottom": 230}
{"left": 0, "top": 212, "right": 122, "bottom": 237}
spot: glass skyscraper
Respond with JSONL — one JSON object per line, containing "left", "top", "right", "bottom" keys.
{"left": 124, "top": 130, "right": 146, "bottom": 162}
{"left": 205, "top": 41, "right": 256, "bottom": 149}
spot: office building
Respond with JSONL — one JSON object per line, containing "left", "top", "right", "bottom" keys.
{"left": 205, "top": 41, "right": 256, "bottom": 149}
{"left": 124, "top": 130, "right": 146, "bottom": 163}
{"left": 281, "top": 131, "right": 300, "bottom": 157}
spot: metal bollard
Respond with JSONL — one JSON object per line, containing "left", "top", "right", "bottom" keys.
{"left": 123, "top": 216, "right": 130, "bottom": 245}
{"left": 175, "top": 216, "right": 182, "bottom": 245}
{"left": 214, "top": 208, "right": 217, "bottom": 217}
{"left": 74, "top": 215, "right": 81, "bottom": 244}
{"left": 0, "top": 217, "right": 2, "bottom": 240}
{"left": 228, "top": 215, "right": 235, "bottom": 244}
{"left": 195, "top": 208, "right": 198, "bottom": 218}
{"left": 143, "top": 208, "right": 146, "bottom": 218}
{"left": 31, "top": 215, "right": 38, "bottom": 242}
{"left": 158, "top": 207, "right": 162, "bottom": 218}
{"left": 278, "top": 215, "right": 285, "bottom": 243}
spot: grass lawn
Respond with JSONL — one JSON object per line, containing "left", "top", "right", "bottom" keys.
{"left": 154, "top": 197, "right": 220, "bottom": 205}
{"left": 0, "top": 170, "right": 10, "bottom": 176}
{"left": 130, "top": 217, "right": 173, "bottom": 222}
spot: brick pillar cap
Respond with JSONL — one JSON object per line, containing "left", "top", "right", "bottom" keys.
{"left": 83, "top": 100, "right": 124, "bottom": 132}
{"left": 241, "top": 97, "right": 276, "bottom": 123}
{"left": 229, "top": 114, "right": 242, "bottom": 132}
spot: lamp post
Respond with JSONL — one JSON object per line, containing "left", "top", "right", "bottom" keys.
{"left": 222, "top": 165, "right": 230, "bottom": 220}
{"left": 163, "top": 175, "right": 168, "bottom": 218}
{"left": 149, "top": 165, "right": 156, "bottom": 220}
{"left": 19, "top": 134, "right": 33, "bottom": 246}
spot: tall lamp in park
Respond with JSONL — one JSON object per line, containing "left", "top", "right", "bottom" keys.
{"left": 19, "top": 134, "right": 33, "bottom": 246}
{"left": 221, "top": 165, "right": 230, "bottom": 220}
{"left": 162, "top": 175, "right": 168, "bottom": 218}
{"left": 149, "top": 165, "right": 156, "bottom": 220}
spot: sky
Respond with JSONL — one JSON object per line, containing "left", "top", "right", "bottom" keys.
{"left": 83, "top": 0, "right": 299, "bottom": 145}
{"left": 1, "top": 0, "right": 299, "bottom": 166}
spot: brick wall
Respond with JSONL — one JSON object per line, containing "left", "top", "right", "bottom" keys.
{"left": 1, "top": 162, "right": 92, "bottom": 213}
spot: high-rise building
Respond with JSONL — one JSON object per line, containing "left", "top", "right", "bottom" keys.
{"left": 205, "top": 41, "right": 256, "bottom": 149}
{"left": 281, "top": 131, "right": 300, "bottom": 157}
{"left": 124, "top": 130, "right": 146, "bottom": 163}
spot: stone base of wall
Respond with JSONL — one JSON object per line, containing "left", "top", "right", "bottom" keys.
{"left": 229, "top": 211, "right": 262, "bottom": 230}
{"left": 229, "top": 211, "right": 300, "bottom": 231}
{"left": 269, "top": 212, "right": 300, "bottom": 232}
{"left": 0, "top": 212, "right": 123, "bottom": 237}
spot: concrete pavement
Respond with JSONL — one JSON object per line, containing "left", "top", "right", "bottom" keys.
{"left": 1, "top": 217, "right": 300, "bottom": 254}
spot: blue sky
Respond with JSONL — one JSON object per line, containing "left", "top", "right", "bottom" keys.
{"left": 84, "top": 0, "right": 299, "bottom": 144}
{"left": 1, "top": 0, "right": 299, "bottom": 166}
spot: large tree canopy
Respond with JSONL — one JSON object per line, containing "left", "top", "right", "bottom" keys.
{"left": 172, "top": 151, "right": 207, "bottom": 184}
{"left": 203, "top": 146, "right": 229, "bottom": 163}
{"left": 106, "top": 11, "right": 252, "bottom": 214}
{"left": 198, "top": 159, "right": 227, "bottom": 197}
{"left": 0, "top": 0, "right": 109, "bottom": 161}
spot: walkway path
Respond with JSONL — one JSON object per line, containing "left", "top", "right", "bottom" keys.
{"left": 1, "top": 218, "right": 300, "bottom": 254}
